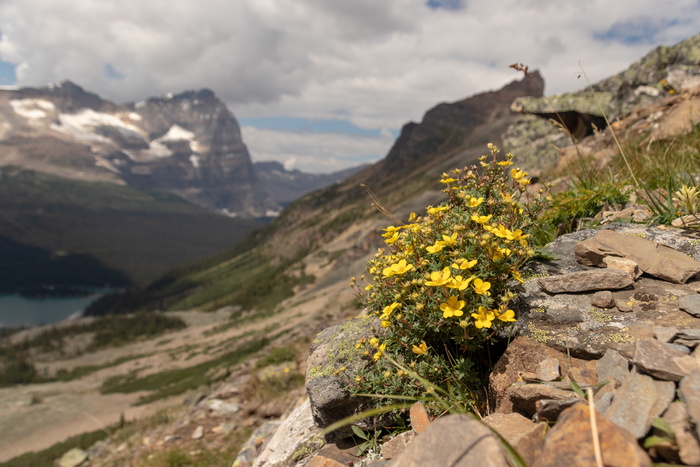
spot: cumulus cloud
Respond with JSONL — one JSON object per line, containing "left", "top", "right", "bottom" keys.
{"left": 0, "top": 0, "right": 699, "bottom": 171}
{"left": 241, "top": 125, "right": 394, "bottom": 173}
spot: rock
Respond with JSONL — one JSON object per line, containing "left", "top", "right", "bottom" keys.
{"left": 388, "top": 414, "right": 510, "bottom": 467}
{"left": 615, "top": 298, "right": 633, "bottom": 312}
{"left": 533, "top": 403, "right": 652, "bottom": 467}
{"left": 233, "top": 421, "right": 281, "bottom": 467}
{"left": 596, "top": 349, "right": 630, "bottom": 388}
{"left": 538, "top": 358, "right": 560, "bottom": 382}
{"left": 632, "top": 338, "right": 688, "bottom": 381}
{"left": 514, "top": 228, "right": 700, "bottom": 359}
{"left": 662, "top": 401, "right": 700, "bottom": 465}
{"left": 679, "top": 294, "right": 700, "bottom": 317}
{"left": 505, "top": 384, "right": 580, "bottom": 419}
{"left": 654, "top": 326, "right": 680, "bottom": 343}
{"left": 409, "top": 401, "right": 431, "bottom": 434}
{"left": 679, "top": 370, "right": 700, "bottom": 441}
{"left": 202, "top": 398, "right": 241, "bottom": 416}
{"left": 482, "top": 412, "right": 546, "bottom": 465}
{"left": 305, "top": 456, "right": 346, "bottom": 467}
{"left": 534, "top": 398, "right": 580, "bottom": 423}
{"left": 191, "top": 425, "right": 204, "bottom": 440}
{"left": 58, "top": 448, "right": 88, "bottom": 467}
{"left": 305, "top": 316, "right": 378, "bottom": 439}
{"left": 591, "top": 291, "right": 615, "bottom": 308}
{"left": 489, "top": 337, "right": 596, "bottom": 413}
{"left": 574, "top": 229, "right": 700, "bottom": 284}
{"left": 381, "top": 431, "right": 415, "bottom": 460}
{"left": 537, "top": 269, "right": 634, "bottom": 294}
{"left": 606, "top": 371, "right": 675, "bottom": 438}
{"left": 252, "top": 398, "right": 323, "bottom": 467}
{"left": 306, "top": 445, "right": 359, "bottom": 466}
{"left": 603, "top": 256, "right": 643, "bottom": 279}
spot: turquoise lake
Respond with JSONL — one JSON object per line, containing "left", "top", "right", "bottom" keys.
{"left": 0, "top": 294, "right": 101, "bottom": 328}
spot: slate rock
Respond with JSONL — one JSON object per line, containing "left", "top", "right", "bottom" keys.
{"left": 662, "top": 401, "right": 700, "bottom": 466}
{"left": 537, "top": 269, "right": 634, "bottom": 294}
{"left": 615, "top": 298, "right": 633, "bottom": 312}
{"left": 505, "top": 384, "right": 579, "bottom": 419}
{"left": 233, "top": 421, "right": 281, "bottom": 466}
{"left": 482, "top": 413, "right": 545, "bottom": 466}
{"left": 574, "top": 229, "right": 700, "bottom": 284}
{"left": 307, "top": 445, "right": 360, "bottom": 466}
{"left": 632, "top": 338, "right": 688, "bottom": 381}
{"left": 305, "top": 316, "right": 378, "bottom": 438}
{"left": 679, "top": 294, "right": 700, "bottom": 317}
{"left": 603, "top": 256, "right": 642, "bottom": 279}
{"left": 388, "top": 414, "right": 510, "bottom": 467}
{"left": 58, "top": 448, "right": 88, "bottom": 467}
{"left": 409, "top": 401, "right": 430, "bottom": 434}
{"left": 596, "top": 349, "right": 630, "bottom": 388}
{"left": 679, "top": 370, "right": 700, "bottom": 441}
{"left": 252, "top": 398, "right": 323, "bottom": 467}
{"left": 381, "top": 431, "right": 414, "bottom": 460}
{"left": 591, "top": 290, "right": 615, "bottom": 308}
{"left": 489, "top": 337, "right": 596, "bottom": 413}
{"left": 191, "top": 425, "right": 204, "bottom": 440}
{"left": 533, "top": 403, "right": 652, "bottom": 467}
{"left": 606, "top": 371, "right": 675, "bottom": 438}
{"left": 538, "top": 358, "right": 560, "bottom": 382}
{"left": 654, "top": 326, "right": 680, "bottom": 343}
{"left": 534, "top": 398, "right": 580, "bottom": 423}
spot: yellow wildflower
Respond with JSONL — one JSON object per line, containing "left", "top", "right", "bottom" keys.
{"left": 427, "top": 206, "right": 449, "bottom": 216}
{"left": 441, "top": 232, "right": 458, "bottom": 246}
{"left": 498, "top": 160, "right": 514, "bottom": 166}
{"left": 466, "top": 196, "right": 485, "bottom": 208}
{"left": 440, "top": 177, "right": 457, "bottom": 184}
{"left": 471, "top": 306, "right": 495, "bottom": 328}
{"left": 496, "top": 308, "right": 516, "bottom": 322}
{"left": 382, "top": 259, "right": 414, "bottom": 277}
{"left": 380, "top": 302, "right": 400, "bottom": 320}
{"left": 412, "top": 340, "right": 429, "bottom": 355}
{"left": 471, "top": 214, "right": 492, "bottom": 224}
{"left": 440, "top": 296, "right": 466, "bottom": 318}
{"left": 447, "top": 275, "right": 475, "bottom": 291}
{"left": 452, "top": 258, "right": 477, "bottom": 270}
{"left": 373, "top": 343, "right": 387, "bottom": 361}
{"left": 425, "top": 267, "right": 452, "bottom": 286}
{"left": 472, "top": 278, "right": 491, "bottom": 295}
{"left": 426, "top": 241, "right": 446, "bottom": 254}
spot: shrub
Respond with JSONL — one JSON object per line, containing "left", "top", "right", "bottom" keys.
{"left": 350, "top": 144, "right": 550, "bottom": 413}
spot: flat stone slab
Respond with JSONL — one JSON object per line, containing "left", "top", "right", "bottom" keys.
{"left": 574, "top": 229, "right": 700, "bottom": 284}
{"left": 538, "top": 269, "right": 634, "bottom": 293}
{"left": 514, "top": 226, "right": 700, "bottom": 359}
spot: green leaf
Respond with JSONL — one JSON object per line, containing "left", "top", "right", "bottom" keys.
{"left": 651, "top": 418, "right": 675, "bottom": 438}
{"left": 569, "top": 380, "right": 586, "bottom": 399}
{"left": 351, "top": 425, "right": 369, "bottom": 440}
{"left": 643, "top": 435, "right": 674, "bottom": 449}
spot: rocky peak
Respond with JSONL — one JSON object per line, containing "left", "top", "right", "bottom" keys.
{"left": 372, "top": 71, "right": 544, "bottom": 182}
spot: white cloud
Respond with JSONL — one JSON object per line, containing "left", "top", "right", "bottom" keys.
{"left": 241, "top": 126, "right": 394, "bottom": 173}
{"left": 0, "top": 0, "right": 699, "bottom": 172}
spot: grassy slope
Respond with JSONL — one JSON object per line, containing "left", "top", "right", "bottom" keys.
{"left": 0, "top": 167, "right": 267, "bottom": 291}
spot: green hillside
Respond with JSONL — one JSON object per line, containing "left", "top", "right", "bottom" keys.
{"left": 0, "top": 166, "right": 267, "bottom": 294}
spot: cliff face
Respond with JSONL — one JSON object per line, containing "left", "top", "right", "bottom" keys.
{"left": 0, "top": 82, "right": 275, "bottom": 216}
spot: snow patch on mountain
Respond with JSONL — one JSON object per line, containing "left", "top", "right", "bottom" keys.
{"left": 9, "top": 99, "right": 55, "bottom": 119}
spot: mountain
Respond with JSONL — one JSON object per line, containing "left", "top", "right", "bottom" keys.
{"left": 0, "top": 82, "right": 276, "bottom": 216}
{"left": 90, "top": 34, "right": 700, "bottom": 316}
{"left": 87, "top": 71, "right": 546, "bottom": 315}
{"left": 253, "top": 161, "right": 369, "bottom": 207}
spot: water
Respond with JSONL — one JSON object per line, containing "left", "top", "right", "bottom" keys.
{"left": 0, "top": 294, "right": 101, "bottom": 328}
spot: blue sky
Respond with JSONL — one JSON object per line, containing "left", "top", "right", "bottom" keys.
{"left": 1, "top": 1, "right": 699, "bottom": 173}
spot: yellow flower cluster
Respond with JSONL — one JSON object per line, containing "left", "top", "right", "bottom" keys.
{"left": 351, "top": 144, "right": 549, "bottom": 405}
